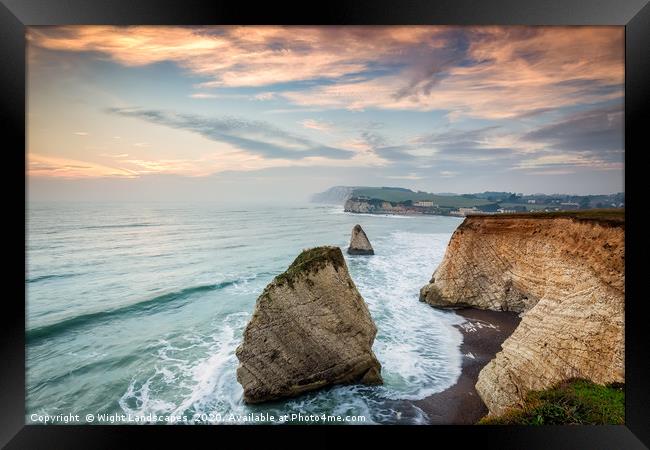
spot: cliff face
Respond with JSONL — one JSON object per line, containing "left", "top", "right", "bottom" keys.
{"left": 419, "top": 214, "right": 624, "bottom": 416}
{"left": 311, "top": 186, "right": 355, "bottom": 204}
{"left": 236, "top": 246, "right": 382, "bottom": 403}
{"left": 344, "top": 198, "right": 418, "bottom": 215}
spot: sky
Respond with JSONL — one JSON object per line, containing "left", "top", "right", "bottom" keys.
{"left": 27, "top": 26, "right": 624, "bottom": 203}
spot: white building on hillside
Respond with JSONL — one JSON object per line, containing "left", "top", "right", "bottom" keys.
{"left": 451, "top": 207, "right": 479, "bottom": 216}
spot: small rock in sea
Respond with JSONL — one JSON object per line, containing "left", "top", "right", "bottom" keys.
{"left": 235, "top": 246, "right": 382, "bottom": 403}
{"left": 347, "top": 224, "right": 374, "bottom": 255}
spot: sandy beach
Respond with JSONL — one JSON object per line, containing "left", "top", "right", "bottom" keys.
{"left": 414, "top": 308, "right": 521, "bottom": 424}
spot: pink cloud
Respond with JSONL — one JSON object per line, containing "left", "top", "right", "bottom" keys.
{"left": 28, "top": 26, "right": 622, "bottom": 120}
{"left": 299, "top": 119, "right": 333, "bottom": 132}
{"left": 283, "top": 27, "right": 623, "bottom": 119}
{"left": 28, "top": 26, "right": 447, "bottom": 88}
{"left": 28, "top": 154, "right": 138, "bottom": 178}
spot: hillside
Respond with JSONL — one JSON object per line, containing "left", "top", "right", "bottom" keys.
{"left": 350, "top": 187, "right": 493, "bottom": 207}
{"left": 311, "top": 186, "right": 624, "bottom": 217}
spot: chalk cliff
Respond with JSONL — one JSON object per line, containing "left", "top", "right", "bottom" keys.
{"left": 236, "top": 246, "right": 382, "bottom": 403}
{"left": 311, "top": 186, "right": 355, "bottom": 205}
{"left": 345, "top": 198, "right": 425, "bottom": 215}
{"left": 419, "top": 213, "right": 624, "bottom": 416}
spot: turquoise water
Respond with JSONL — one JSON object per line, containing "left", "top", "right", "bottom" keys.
{"left": 26, "top": 202, "right": 465, "bottom": 424}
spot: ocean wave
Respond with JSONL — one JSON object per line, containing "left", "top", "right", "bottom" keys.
{"left": 79, "top": 223, "right": 160, "bottom": 230}
{"left": 113, "top": 230, "right": 462, "bottom": 424}
{"left": 219, "top": 244, "right": 248, "bottom": 250}
{"left": 345, "top": 231, "right": 464, "bottom": 402}
{"left": 26, "top": 273, "right": 80, "bottom": 283}
{"left": 26, "top": 206, "right": 463, "bottom": 424}
{"left": 26, "top": 278, "right": 250, "bottom": 343}
{"left": 118, "top": 312, "right": 249, "bottom": 422}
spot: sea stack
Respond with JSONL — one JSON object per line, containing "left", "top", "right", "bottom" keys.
{"left": 235, "top": 246, "right": 382, "bottom": 403}
{"left": 347, "top": 224, "right": 374, "bottom": 255}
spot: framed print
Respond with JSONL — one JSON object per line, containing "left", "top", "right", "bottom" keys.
{"left": 2, "top": 0, "right": 649, "bottom": 448}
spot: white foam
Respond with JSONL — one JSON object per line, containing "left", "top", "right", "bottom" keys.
{"left": 119, "top": 312, "right": 249, "bottom": 423}
{"left": 119, "top": 230, "right": 464, "bottom": 424}
{"left": 459, "top": 320, "right": 498, "bottom": 333}
{"left": 346, "top": 231, "right": 464, "bottom": 401}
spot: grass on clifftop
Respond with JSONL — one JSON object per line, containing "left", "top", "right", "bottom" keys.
{"left": 472, "top": 209, "right": 624, "bottom": 226}
{"left": 478, "top": 379, "right": 624, "bottom": 425}
{"left": 273, "top": 246, "right": 345, "bottom": 288}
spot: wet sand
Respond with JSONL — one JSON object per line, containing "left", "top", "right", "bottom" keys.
{"left": 414, "top": 307, "right": 521, "bottom": 424}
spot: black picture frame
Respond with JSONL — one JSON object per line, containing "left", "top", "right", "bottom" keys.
{"left": 2, "top": 0, "right": 648, "bottom": 448}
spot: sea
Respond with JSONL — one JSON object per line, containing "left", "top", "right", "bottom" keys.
{"left": 26, "top": 202, "right": 465, "bottom": 425}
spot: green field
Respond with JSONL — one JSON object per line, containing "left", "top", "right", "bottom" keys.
{"left": 351, "top": 187, "right": 493, "bottom": 207}
{"left": 498, "top": 202, "right": 549, "bottom": 211}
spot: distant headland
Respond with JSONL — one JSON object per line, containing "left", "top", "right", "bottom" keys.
{"left": 311, "top": 186, "right": 624, "bottom": 217}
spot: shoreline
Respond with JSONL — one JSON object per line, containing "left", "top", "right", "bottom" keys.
{"left": 413, "top": 307, "right": 521, "bottom": 424}
{"left": 344, "top": 209, "right": 455, "bottom": 219}
{"left": 342, "top": 208, "right": 624, "bottom": 223}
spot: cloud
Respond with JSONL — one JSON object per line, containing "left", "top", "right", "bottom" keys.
{"left": 121, "top": 157, "right": 228, "bottom": 176}
{"left": 510, "top": 151, "right": 622, "bottom": 172}
{"left": 28, "top": 26, "right": 447, "bottom": 88}
{"left": 373, "top": 145, "right": 419, "bottom": 162}
{"left": 190, "top": 92, "right": 218, "bottom": 99}
{"left": 29, "top": 154, "right": 137, "bottom": 178}
{"left": 107, "top": 107, "right": 354, "bottom": 160}
{"left": 300, "top": 119, "right": 333, "bottom": 132}
{"left": 263, "top": 108, "right": 324, "bottom": 114}
{"left": 513, "top": 105, "right": 624, "bottom": 172}
{"left": 357, "top": 126, "right": 516, "bottom": 164}
{"left": 394, "top": 114, "right": 624, "bottom": 174}
{"left": 27, "top": 26, "right": 623, "bottom": 187}
{"left": 526, "top": 169, "right": 576, "bottom": 176}
{"left": 351, "top": 130, "right": 416, "bottom": 162}
{"left": 253, "top": 92, "right": 276, "bottom": 101}
{"left": 351, "top": 120, "right": 618, "bottom": 177}
{"left": 31, "top": 149, "right": 364, "bottom": 179}
{"left": 386, "top": 173, "right": 424, "bottom": 180}
{"left": 29, "top": 26, "right": 623, "bottom": 120}
{"left": 360, "top": 131, "right": 389, "bottom": 149}
{"left": 281, "top": 27, "right": 623, "bottom": 119}
{"left": 411, "top": 127, "right": 513, "bottom": 160}
{"left": 523, "top": 105, "right": 623, "bottom": 153}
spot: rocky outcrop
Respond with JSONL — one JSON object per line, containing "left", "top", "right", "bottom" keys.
{"left": 236, "top": 246, "right": 382, "bottom": 403}
{"left": 348, "top": 224, "right": 374, "bottom": 255}
{"left": 419, "top": 213, "right": 624, "bottom": 416}
{"left": 345, "top": 198, "right": 425, "bottom": 215}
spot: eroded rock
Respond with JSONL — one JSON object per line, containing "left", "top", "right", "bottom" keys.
{"left": 347, "top": 224, "right": 374, "bottom": 255}
{"left": 236, "top": 246, "right": 382, "bottom": 403}
{"left": 419, "top": 214, "right": 625, "bottom": 416}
